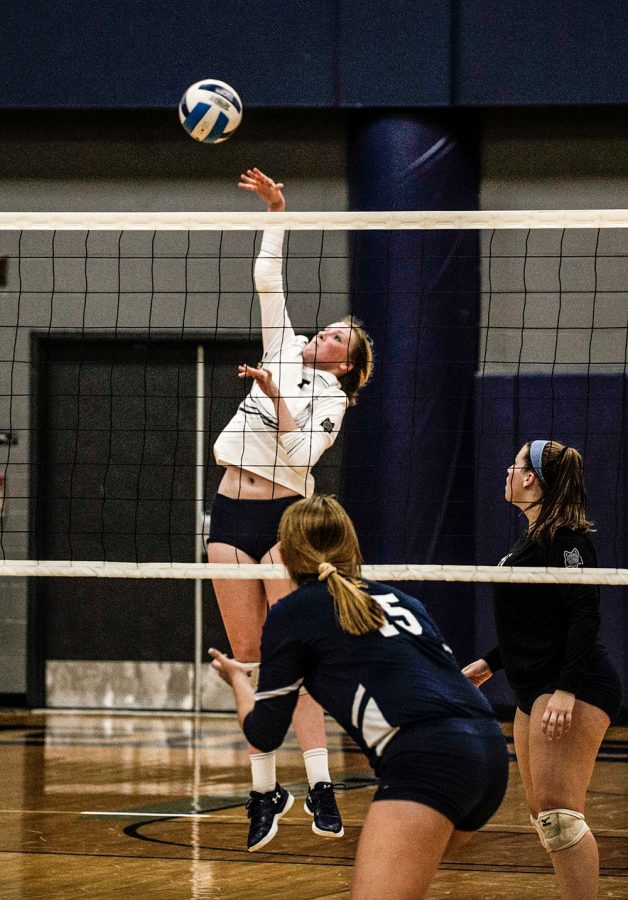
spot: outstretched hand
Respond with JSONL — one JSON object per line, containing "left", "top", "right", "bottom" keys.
{"left": 238, "top": 168, "right": 285, "bottom": 211}
{"left": 208, "top": 648, "right": 253, "bottom": 686}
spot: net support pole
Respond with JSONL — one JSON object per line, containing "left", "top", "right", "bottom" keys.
{"left": 193, "top": 344, "right": 205, "bottom": 713}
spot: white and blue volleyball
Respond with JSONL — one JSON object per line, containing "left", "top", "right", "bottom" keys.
{"left": 178, "top": 79, "right": 243, "bottom": 144}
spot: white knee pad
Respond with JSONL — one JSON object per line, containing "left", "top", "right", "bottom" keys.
{"left": 530, "top": 814, "right": 549, "bottom": 851}
{"left": 536, "top": 809, "right": 590, "bottom": 853}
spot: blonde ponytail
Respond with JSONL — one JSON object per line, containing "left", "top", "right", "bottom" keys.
{"left": 280, "top": 496, "right": 385, "bottom": 636}
{"left": 317, "top": 561, "right": 384, "bottom": 636}
{"left": 318, "top": 562, "right": 337, "bottom": 581}
{"left": 337, "top": 316, "right": 374, "bottom": 406}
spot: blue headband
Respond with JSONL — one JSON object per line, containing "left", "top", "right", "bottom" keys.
{"left": 529, "top": 440, "right": 548, "bottom": 485}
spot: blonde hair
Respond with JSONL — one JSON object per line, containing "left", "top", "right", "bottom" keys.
{"left": 279, "top": 495, "right": 384, "bottom": 636}
{"left": 336, "top": 316, "right": 374, "bottom": 406}
{"left": 522, "top": 440, "right": 595, "bottom": 542}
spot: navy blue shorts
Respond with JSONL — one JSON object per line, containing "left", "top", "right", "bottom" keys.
{"left": 516, "top": 653, "right": 623, "bottom": 722}
{"left": 207, "top": 493, "right": 299, "bottom": 563}
{"left": 373, "top": 718, "right": 509, "bottom": 831}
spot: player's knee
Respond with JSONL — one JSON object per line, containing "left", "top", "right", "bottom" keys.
{"left": 534, "top": 809, "right": 590, "bottom": 853}
{"left": 298, "top": 685, "right": 309, "bottom": 697}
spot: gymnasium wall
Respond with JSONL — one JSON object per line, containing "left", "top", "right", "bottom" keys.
{"left": 0, "top": 107, "right": 626, "bottom": 706}
{"left": 481, "top": 108, "right": 628, "bottom": 375}
{"left": 2, "top": 2, "right": 626, "bottom": 107}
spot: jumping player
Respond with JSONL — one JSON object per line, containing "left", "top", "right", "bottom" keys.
{"left": 210, "top": 495, "right": 509, "bottom": 896}
{"left": 206, "top": 170, "right": 373, "bottom": 850}
{"left": 464, "top": 440, "right": 622, "bottom": 900}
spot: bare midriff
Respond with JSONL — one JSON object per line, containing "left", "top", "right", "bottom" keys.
{"left": 217, "top": 465, "right": 301, "bottom": 500}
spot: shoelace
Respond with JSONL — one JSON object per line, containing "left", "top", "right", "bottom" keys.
{"left": 245, "top": 792, "right": 268, "bottom": 817}
{"left": 312, "top": 781, "right": 346, "bottom": 793}
{"left": 309, "top": 782, "right": 346, "bottom": 813}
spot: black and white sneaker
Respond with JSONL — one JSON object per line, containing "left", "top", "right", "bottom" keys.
{"left": 246, "top": 783, "right": 294, "bottom": 851}
{"left": 304, "top": 782, "right": 344, "bottom": 837}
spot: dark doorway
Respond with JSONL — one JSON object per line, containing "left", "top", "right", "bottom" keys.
{"left": 29, "top": 336, "right": 258, "bottom": 705}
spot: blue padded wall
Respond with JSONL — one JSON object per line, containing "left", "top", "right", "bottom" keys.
{"left": 342, "top": 112, "right": 479, "bottom": 663}
{"left": 474, "top": 374, "right": 628, "bottom": 712}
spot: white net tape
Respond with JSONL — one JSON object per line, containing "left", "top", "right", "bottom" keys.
{"left": 1, "top": 209, "right": 628, "bottom": 231}
{"left": 0, "top": 561, "right": 626, "bottom": 585}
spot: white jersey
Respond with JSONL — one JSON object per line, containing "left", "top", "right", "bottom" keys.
{"left": 213, "top": 228, "right": 348, "bottom": 497}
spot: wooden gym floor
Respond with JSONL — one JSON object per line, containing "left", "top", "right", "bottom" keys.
{"left": 1, "top": 711, "right": 626, "bottom": 899}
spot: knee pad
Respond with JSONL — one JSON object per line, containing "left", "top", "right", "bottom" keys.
{"left": 530, "top": 814, "right": 549, "bottom": 851}
{"left": 536, "top": 808, "right": 590, "bottom": 853}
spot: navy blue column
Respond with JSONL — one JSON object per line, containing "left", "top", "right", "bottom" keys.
{"left": 341, "top": 112, "right": 479, "bottom": 661}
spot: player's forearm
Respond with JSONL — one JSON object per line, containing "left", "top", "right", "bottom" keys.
{"left": 255, "top": 229, "right": 295, "bottom": 358}
{"left": 254, "top": 229, "right": 285, "bottom": 296}
{"left": 269, "top": 391, "right": 299, "bottom": 434}
{"left": 232, "top": 670, "right": 255, "bottom": 728}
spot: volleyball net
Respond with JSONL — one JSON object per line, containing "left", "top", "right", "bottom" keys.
{"left": 0, "top": 210, "right": 626, "bottom": 579}
{"left": 0, "top": 209, "right": 626, "bottom": 708}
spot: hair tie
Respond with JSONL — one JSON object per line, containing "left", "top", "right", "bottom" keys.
{"left": 318, "top": 562, "right": 337, "bottom": 581}
{"left": 530, "top": 440, "right": 548, "bottom": 485}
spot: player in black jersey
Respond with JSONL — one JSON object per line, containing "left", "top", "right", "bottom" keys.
{"left": 210, "top": 496, "right": 508, "bottom": 897}
{"left": 464, "top": 440, "right": 622, "bottom": 900}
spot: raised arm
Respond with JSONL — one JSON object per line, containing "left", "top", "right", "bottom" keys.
{"left": 239, "top": 169, "right": 295, "bottom": 360}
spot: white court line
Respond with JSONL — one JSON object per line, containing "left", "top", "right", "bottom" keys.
{"left": 78, "top": 811, "right": 628, "bottom": 836}
{"left": 81, "top": 810, "right": 221, "bottom": 818}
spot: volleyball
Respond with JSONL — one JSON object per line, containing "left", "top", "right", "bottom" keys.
{"left": 178, "top": 79, "right": 243, "bottom": 144}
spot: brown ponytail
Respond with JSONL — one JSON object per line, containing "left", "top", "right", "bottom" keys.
{"left": 336, "top": 316, "right": 374, "bottom": 407}
{"left": 522, "top": 440, "right": 595, "bottom": 541}
{"left": 279, "top": 495, "right": 385, "bottom": 636}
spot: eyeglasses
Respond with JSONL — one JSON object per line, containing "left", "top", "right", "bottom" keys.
{"left": 507, "top": 465, "right": 528, "bottom": 471}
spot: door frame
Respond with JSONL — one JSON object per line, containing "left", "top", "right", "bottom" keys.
{"left": 26, "top": 329, "right": 255, "bottom": 708}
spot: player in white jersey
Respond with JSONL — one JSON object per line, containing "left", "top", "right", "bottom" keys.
{"left": 207, "top": 169, "right": 373, "bottom": 850}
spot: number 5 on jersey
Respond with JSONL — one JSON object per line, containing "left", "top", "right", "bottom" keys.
{"left": 374, "top": 593, "right": 423, "bottom": 637}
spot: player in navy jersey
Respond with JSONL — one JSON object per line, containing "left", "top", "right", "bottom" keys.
{"left": 210, "top": 496, "right": 508, "bottom": 896}
{"left": 463, "top": 440, "right": 622, "bottom": 900}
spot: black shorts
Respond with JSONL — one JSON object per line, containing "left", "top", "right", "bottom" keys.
{"left": 516, "top": 653, "right": 623, "bottom": 722}
{"left": 206, "top": 493, "right": 299, "bottom": 563}
{"left": 373, "top": 718, "right": 509, "bottom": 831}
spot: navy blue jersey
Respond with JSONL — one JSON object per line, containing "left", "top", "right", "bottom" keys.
{"left": 484, "top": 528, "right": 607, "bottom": 697}
{"left": 243, "top": 579, "right": 496, "bottom": 768}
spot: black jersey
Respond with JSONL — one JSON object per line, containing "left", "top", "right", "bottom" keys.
{"left": 243, "top": 579, "right": 496, "bottom": 768}
{"left": 484, "top": 527, "right": 607, "bottom": 698}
